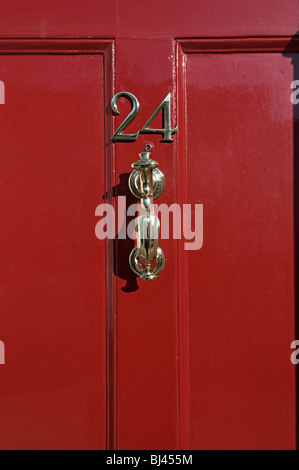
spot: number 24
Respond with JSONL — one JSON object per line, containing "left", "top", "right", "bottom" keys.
{"left": 111, "top": 92, "right": 178, "bottom": 142}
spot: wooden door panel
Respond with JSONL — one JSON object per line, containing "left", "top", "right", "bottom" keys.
{"left": 178, "top": 42, "right": 296, "bottom": 449}
{"left": 114, "top": 38, "right": 180, "bottom": 450}
{"left": 1, "top": 0, "right": 299, "bottom": 38}
{"left": 0, "top": 50, "right": 108, "bottom": 450}
{"left": 0, "top": 0, "right": 297, "bottom": 451}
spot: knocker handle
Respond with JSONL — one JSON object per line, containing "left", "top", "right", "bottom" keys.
{"left": 129, "top": 151, "right": 165, "bottom": 281}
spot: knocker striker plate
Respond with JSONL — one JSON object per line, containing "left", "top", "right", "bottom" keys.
{"left": 129, "top": 247, "right": 165, "bottom": 281}
{"left": 129, "top": 168, "right": 165, "bottom": 200}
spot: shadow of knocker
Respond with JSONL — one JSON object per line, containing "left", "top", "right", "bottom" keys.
{"left": 102, "top": 173, "right": 139, "bottom": 293}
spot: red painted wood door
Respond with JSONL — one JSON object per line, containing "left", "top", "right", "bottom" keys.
{"left": 0, "top": 0, "right": 297, "bottom": 450}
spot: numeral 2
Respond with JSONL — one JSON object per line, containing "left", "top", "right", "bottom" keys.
{"left": 111, "top": 92, "right": 178, "bottom": 142}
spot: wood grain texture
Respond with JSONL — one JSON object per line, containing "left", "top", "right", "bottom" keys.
{"left": 0, "top": 40, "right": 114, "bottom": 450}
{"left": 0, "top": 0, "right": 299, "bottom": 38}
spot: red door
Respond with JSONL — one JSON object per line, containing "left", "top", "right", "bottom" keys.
{"left": 0, "top": 0, "right": 297, "bottom": 450}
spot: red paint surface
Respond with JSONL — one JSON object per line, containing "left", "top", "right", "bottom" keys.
{"left": 114, "top": 39, "right": 179, "bottom": 450}
{"left": 1, "top": 0, "right": 299, "bottom": 38}
{"left": 183, "top": 50, "right": 296, "bottom": 450}
{"left": 0, "top": 1, "right": 297, "bottom": 450}
{"left": 0, "top": 54, "right": 107, "bottom": 450}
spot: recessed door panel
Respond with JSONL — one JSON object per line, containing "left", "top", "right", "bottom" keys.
{"left": 182, "top": 50, "right": 295, "bottom": 450}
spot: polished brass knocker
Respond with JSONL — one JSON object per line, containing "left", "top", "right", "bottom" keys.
{"left": 129, "top": 151, "right": 165, "bottom": 281}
